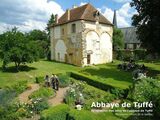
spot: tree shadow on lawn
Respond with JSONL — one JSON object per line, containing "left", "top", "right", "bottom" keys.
{"left": 81, "top": 67, "right": 132, "bottom": 83}
{"left": 0, "top": 65, "right": 37, "bottom": 73}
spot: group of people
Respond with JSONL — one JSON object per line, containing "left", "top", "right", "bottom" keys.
{"left": 117, "top": 60, "right": 137, "bottom": 71}
{"left": 44, "top": 74, "right": 59, "bottom": 91}
{"left": 117, "top": 59, "right": 148, "bottom": 80}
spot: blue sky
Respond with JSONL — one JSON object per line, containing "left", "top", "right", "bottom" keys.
{"left": 0, "top": 0, "right": 136, "bottom": 33}
{"left": 53, "top": 0, "right": 122, "bottom": 10}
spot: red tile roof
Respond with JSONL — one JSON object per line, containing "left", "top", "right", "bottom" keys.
{"left": 53, "top": 3, "right": 113, "bottom": 26}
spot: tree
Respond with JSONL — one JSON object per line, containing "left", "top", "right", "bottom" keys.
{"left": 47, "top": 14, "right": 55, "bottom": 33}
{"left": 0, "top": 28, "right": 40, "bottom": 71}
{"left": 113, "top": 27, "right": 124, "bottom": 50}
{"left": 131, "top": 0, "right": 160, "bottom": 54}
{"left": 26, "top": 30, "right": 49, "bottom": 58}
{"left": 26, "top": 29, "right": 47, "bottom": 41}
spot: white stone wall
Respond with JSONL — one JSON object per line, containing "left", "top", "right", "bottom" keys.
{"left": 83, "top": 21, "right": 113, "bottom": 66}
{"left": 50, "top": 27, "right": 54, "bottom": 60}
{"left": 67, "top": 21, "right": 83, "bottom": 34}
{"left": 55, "top": 40, "right": 67, "bottom": 62}
{"left": 54, "top": 26, "right": 61, "bottom": 39}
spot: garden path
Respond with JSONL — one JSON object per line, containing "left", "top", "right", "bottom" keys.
{"left": 18, "top": 83, "right": 40, "bottom": 103}
{"left": 48, "top": 87, "right": 68, "bottom": 106}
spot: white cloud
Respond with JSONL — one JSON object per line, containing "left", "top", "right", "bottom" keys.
{"left": 79, "top": 2, "right": 87, "bottom": 6}
{"left": 99, "top": 2, "right": 136, "bottom": 27}
{"left": 0, "top": 0, "right": 64, "bottom": 32}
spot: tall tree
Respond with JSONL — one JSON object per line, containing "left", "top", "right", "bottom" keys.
{"left": 47, "top": 14, "right": 55, "bottom": 33}
{"left": 113, "top": 27, "right": 124, "bottom": 50}
{"left": 131, "top": 0, "right": 160, "bottom": 54}
{"left": 0, "top": 28, "right": 40, "bottom": 71}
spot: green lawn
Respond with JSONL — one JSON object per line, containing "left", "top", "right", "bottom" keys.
{"left": 0, "top": 60, "right": 80, "bottom": 88}
{"left": 80, "top": 62, "right": 132, "bottom": 89}
{"left": 0, "top": 60, "right": 160, "bottom": 88}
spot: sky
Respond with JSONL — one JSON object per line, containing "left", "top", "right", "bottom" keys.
{"left": 0, "top": 0, "right": 136, "bottom": 33}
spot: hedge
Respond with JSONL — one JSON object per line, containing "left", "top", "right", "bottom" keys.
{"left": 70, "top": 72, "right": 114, "bottom": 91}
{"left": 40, "top": 104, "right": 69, "bottom": 120}
{"left": 70, "top": 72, "right": 129, "bottom": 99}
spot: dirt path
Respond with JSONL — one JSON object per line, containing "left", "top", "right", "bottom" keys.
{"left": 48, "top": 87, "right": 68, "bottom": 106}
{"left": 18, "top": 83, "right": 40, "bottom": 103}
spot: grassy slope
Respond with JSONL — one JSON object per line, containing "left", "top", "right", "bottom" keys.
{"left": 0, "top": 60, "right": 80, "bottom": 88}
{"left": 0, "top": 60, "right": 159, "bottom": 88}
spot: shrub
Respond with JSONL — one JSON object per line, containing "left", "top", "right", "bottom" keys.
{"left": 134, "top": 49, "right": 147, "bottom": 60}
{"left": 35, "top": 76, "right": 44, "bottom": 83}
{"left": 132, "top": 78, "right": 160, "bottom": 119}
{"left": 0, "top": 103, "right": 19, "bottom": 120}
{"left": 70, "top": 72, "right": 114, "bottom": 91}
{"left": 116, "top": 49, "right": 134, "bottom": 61}
{"left": 5, "top": 80, "right": 28, "bottom": 94}
{"left": 40, "top": 104, "right": 69, "bottom": 120}
{"left": 70, "top": 72, "right": 129, "bottom": 99}
{"left": 31, "top": 99, "right": 49, "bottom": 114}
{"left": 0, "top": 89, "right": 17, "bottom": 107}
{"left": 58, "top": 73, "right": 70, "bottom": 87}
{"left": 29, "top": 87, "right": 54, "bottom": 99}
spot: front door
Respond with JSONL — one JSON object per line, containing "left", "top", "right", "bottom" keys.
{"left": 87, "top": 54, "right": 91, "bottom": 64}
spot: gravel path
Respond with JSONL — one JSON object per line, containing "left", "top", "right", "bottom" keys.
{"left": 48, "top": 87, "right": 68, "bottom": 106}
{"left": 18, "top": 83, "right": 40, "bottom": 103}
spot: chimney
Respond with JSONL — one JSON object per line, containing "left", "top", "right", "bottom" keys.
{"left": 55, "top": 14, "right": 58, "bottom": 24}
{"left": 66, "top": 9, "right": 70, "bottom": 21}
{"left": 113, "top": 10, "right": 117, "bottom": 28}
{"left": 72, "top": 5, "right": 78, "bottom": 9}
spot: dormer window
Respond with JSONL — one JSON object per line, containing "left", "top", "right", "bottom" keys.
{"left": 94, "top": 10, "right": 100, "bottom": 22}
{"left": 71, "top": 24, "right": 76, "bottom": 33}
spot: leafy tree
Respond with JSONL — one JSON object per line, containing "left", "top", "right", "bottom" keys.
{"left": 26, "top": 30, "right": 49, "bottom": 58}
{"left": 131, "top": 0, "right": 160, "bottom": 54}
{"left": 113, "top": 27, "right": 124, "bottom": 50}
{"left": 0, "top": 28, "right": 40, "bottom": 71}
{"left": 26, "top": 29, "right": 47, "bottom": 41}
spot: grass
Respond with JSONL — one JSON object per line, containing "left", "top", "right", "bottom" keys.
{"left": 0, "top": 59, "right": 160, "bottom": 88}
{"left": 0, "top": 60, "right": 80, "bottom": 88}
{"left": 80, "top": 62, "right": 132, "bottom": 89}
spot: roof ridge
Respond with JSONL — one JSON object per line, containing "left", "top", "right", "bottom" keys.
{"left": 80, "top": 3, "right": 90, "bottom": 19}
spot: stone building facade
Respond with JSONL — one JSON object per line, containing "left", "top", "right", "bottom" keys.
{"left": 50, "top": 4, "right": 113, "bottom": 66}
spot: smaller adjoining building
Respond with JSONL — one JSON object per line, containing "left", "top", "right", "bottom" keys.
{"left": 112, "top": 10, "right": 141, "bottom": 50}
{"left": 120, "top": 27, "right": 141, "bottom": 49}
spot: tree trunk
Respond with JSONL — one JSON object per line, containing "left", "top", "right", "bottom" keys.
{"left": 15, "top": 62, "right": 19, "bottom": 71}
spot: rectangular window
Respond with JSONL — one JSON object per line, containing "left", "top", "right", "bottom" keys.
{"left": 71, "top": 24, "right": 76, "bottom": 33}
{"left": 62, "top": 28, "right": 64, "bottom": 35}
{"left": 87, "top": 54, "right": 91, "bottom": 64}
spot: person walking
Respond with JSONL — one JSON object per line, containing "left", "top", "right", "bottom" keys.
{"left": 44, "top": 75, "right": 50, "bottom": 87}
{"left": 55, "top": 75, "right": 59, "bottom": 91}
{"left": 50, "top": 74, "right": 56, "bottom": 90}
